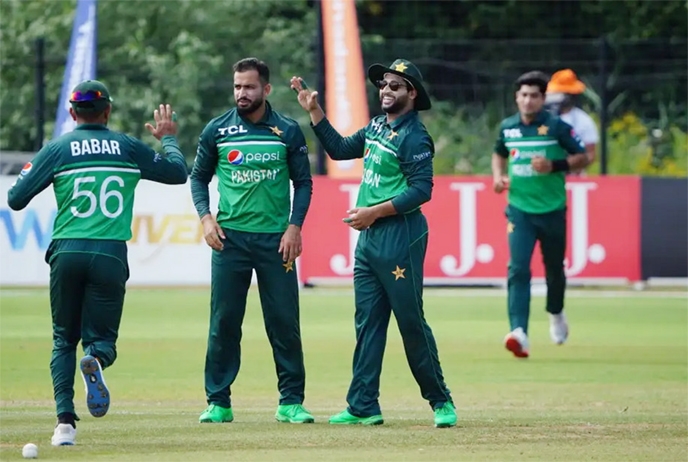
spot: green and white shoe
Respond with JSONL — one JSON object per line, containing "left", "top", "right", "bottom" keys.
{"left": 199, "top": 404, "right": 233, "bottom": 423}
{"left": 275, "top": 404, "right": 315, "bottom": 423}
{"left": 329, "top": 409, "right": 383, "bottom": 425}
{"left": 434, "top": 402, "right": 457, "bottom": 428}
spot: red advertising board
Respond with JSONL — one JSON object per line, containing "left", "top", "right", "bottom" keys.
{"left": 300, "top": 176, "right": 641, "bottom": 285}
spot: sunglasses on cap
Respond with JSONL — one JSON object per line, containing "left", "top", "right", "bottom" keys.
{"left": 70, "top": 90, "right": 107, "bottom": 102}
{"left": 376, "top": 79, "right": 413, "bottom": 92}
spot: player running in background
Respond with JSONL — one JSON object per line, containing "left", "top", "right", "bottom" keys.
{"left": 190, "top": 57, "right": 314, "bottom": 424}
{"left": 491, "top": 71, "right": 587, "bottom": 359}
{"left": 7, "top": 80, "right": 188, "bottom": 446}
{"left": 291, "top": 59, "right": 457, "bottom": 429}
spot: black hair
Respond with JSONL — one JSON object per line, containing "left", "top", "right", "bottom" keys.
{"left": 514, "top": 71, "right": 549, "bottom": 95}
{"left": 73, "top": 101, "right": 110, "bottom": 122}
{"left": 233, "top": 57, "right": 270, "bottom": 85}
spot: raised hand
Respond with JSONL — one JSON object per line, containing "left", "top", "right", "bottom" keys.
{"left": 145, "top": 104, "right": 178, "bottom": 140}
{"left": 290, "top": 76, "right": 319, "bottom": 112}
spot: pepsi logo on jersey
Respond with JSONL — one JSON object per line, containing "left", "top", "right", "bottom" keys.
{"left": 227, "top": 150, "right": 280, "bottom": 165}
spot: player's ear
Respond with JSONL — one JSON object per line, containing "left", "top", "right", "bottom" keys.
{"left": 264, "top": 83, "right": 272, "bottom": 97}
{"left": 69, "top": 107, "right": 77, "bottom": 122}
{"left": 103, "top": 104, "right": 112, "bottom": 123}
{"left": 409, "top": 87, "right": 417, "bottom": 103}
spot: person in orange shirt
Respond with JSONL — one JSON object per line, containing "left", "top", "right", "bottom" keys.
{"left": 545, "top": 69, "right": 599, "bottom": 175}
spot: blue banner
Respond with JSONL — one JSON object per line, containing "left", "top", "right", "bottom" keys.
{"left": 53, "top": 0, "right": 98, "bottom": 139}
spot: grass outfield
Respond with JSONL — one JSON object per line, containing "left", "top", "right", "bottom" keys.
{"left": 0, "top": 287, "right": 686, "bottom": 461}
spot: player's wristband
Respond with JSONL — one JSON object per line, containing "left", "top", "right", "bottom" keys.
{"left": 551, "top": 159, "right": 570, "bottom": 172}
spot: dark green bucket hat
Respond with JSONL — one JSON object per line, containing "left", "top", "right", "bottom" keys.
{"left": 367, "top": 58, "right": 432, "bottom": 111}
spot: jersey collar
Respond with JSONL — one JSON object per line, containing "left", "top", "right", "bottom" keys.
{"left": 519, "top": 110, "right": 548, "bottom": 126}
{"left": 388, "top": 110, "right": 418, "bottom": 130}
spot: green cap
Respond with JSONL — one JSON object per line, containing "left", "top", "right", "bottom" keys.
{"left": 69, "top": 80, "right": 113, "bottom": 112}
{"left": 367, "top": 58, "right": 432, "bottom": 111}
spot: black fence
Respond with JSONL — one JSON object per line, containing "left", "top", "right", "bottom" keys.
{"left": 359, "top": 37, "right": 687, "bottom": 175}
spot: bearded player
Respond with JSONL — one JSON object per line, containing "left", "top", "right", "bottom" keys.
{"left": 190, "top": 57, "right": 314, "bottom": 424}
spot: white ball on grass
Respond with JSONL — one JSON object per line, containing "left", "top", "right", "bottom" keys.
{"left": 22, "top": 443, "right": 38, "bottom": 459}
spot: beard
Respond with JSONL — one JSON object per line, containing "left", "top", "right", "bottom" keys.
{"left": 236, "top": 96, "right": 264, "bottom": 116}
{"left": 380, "top": 94, "right": 408, "bottom": 115}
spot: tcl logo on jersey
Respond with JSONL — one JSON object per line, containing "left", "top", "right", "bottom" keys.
{"left": 503, "top": 128, "right": 522, "bottom": 138}
{"left": 218, "top": 125, "right": 248, "bottom": 136}
{"left": 227, "top": 150, "right": 280, "bottom": 165}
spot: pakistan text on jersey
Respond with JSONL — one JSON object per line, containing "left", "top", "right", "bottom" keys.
{"left": 70, "top": 139, "right": 121, "bottom": 156}
{"left": 512, "top": 164, "right": 536, "bottom": 176}
{"left": 230, "top": 169, "right": 280, "bottom": 184}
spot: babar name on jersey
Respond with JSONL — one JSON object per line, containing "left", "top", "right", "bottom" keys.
{"left": 70, "top": 139, "right": 121, "bottom": 156}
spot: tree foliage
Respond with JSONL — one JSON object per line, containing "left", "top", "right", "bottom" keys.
{"left": 1, "top": 0, "right": 685, "bottom": 178}
{"left": 1, "top": 0, "right": 316, "bottom": 156}
{"left": 357, "top": 0, "right": 687, "bottom": 40}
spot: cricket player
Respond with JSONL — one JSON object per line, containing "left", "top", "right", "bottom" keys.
{"left": 491, "top": 71, "right": 587, "bottom": 358}
{"left": 545, "top": 69, "right": 599, "bottom": 174}
{"left": 6, "top": 80, "right": 188, "bottom": 445}
{"left": 291, "top": 58, "right": 457, "bottom": 428}
{"left": 190, "top": 58, "right": 314, "bottom": 424}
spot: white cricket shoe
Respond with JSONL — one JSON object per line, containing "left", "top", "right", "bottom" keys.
{"left": 51, "top": 423, "right": 76, "bottom": 446}
{"left": 549, "top": 312, "right": 569, "bottom": 345}
{"left": 504, "top": 327, "right": 530, "bottom": 358}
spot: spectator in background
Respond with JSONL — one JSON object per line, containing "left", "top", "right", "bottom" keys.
{"left": 545, "top": 69, "right": 599, "bottom": 175}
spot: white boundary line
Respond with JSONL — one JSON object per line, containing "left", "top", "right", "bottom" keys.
{"left": 1, "top": 288, "right": 685, "bottom": 299}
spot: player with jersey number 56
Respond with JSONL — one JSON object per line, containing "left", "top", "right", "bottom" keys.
{"left": 6, "top": 80, "right": 188, "bottom": 446}
{"left": 491, "top": 71, "right": 587, "bottom": 359}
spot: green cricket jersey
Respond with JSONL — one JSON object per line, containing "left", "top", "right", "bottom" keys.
{"left": 312, "top": 111, "right": 434, "bottom": 213}
{"left": 494, "top": 110, "right": 585, "bottom": 214}
{"left": 190, "top": 101, "right": 313, "bottom": 233}
{"left": 7, "top": 124, "right": 189, "bottom": 241}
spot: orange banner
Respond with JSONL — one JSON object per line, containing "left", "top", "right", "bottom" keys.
{"left": 321, "top": 0, "right": 368, "bottom": 179}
